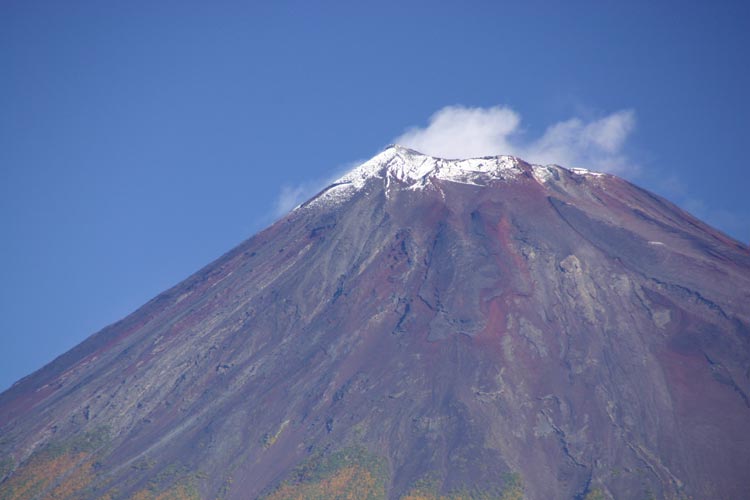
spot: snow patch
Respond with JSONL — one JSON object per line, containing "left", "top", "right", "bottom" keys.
{"left": 531, "top": 165, "right": 558, "bottom": 183}
{"left": 570, "top": 167, "right": 606, "bottom": 177}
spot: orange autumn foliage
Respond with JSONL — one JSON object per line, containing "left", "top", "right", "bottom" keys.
{"left": 128, "top": 482, "right": 200, "bottom": 500}
{"left": 47, "top": 459, "right": 95, "bottom": 499}
{"left": 0, "top": 451, "right": 95, "bottom": 500}
{"left": 265, "top": 465, "right": 383, "bottom": 500}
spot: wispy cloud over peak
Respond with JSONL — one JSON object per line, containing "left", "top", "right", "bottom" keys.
{"left": 273, "top": 105, "right": 639, "bottom": 219}
{"left": 395, "top": 106, "right": 521, "bottom": 160}
{"left": 394, "top": 105, "right": 637, "bottom": 175}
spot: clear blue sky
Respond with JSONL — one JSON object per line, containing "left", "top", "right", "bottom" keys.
{"left": 1, "top": 0, "right": 749, "bottom": 391}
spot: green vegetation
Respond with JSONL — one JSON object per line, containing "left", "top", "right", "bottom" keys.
{"left": 263, "top": 450, "right": 527, "bottom": 500}
{"left": 123, "top": 461, "right": 206, "bottom": 500}
{"left": 46, "top": 425, "right": 111, "bottom": 457}
{"left": 499, "top": 472, "right": 524, "bottom": 500}
{"left": 0, "top": 427, "right": 111, "bottom": 500}
{"left": 583, "top": 488, "right": 606, "bottom": 500}
{"left": 404, "top": 474, "right": 513, "bottom": 499}
{"left": 130, "top": 480, "right": 201, "bottom": 500}
{"left": 262, "top": 446, "right": 388, "bottom": 500}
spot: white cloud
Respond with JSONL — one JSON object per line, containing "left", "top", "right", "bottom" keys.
{"left": 273, "top": 160, "right": 364, "bottom": 217}
{"left": 273, "top": 105, "right": 639, "bottom": 218}
{"left": 393, "top": 105, "right": 637, "bottom": 174}
{"left": 274, "top": 184, "right": 311, "bottom": 217}
{"left": 271, "top": 105, "right": 749, "bottom": 245}
{"left": 395, "top": 106, "right": 521, "bottom": 160}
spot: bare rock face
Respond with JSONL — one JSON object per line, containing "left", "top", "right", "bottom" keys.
{"left": 1, "top": 146, "right": 749, "bottom": 500}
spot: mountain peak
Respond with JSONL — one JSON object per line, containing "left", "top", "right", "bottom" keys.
{"left": 343, "top": 144, "right": 613, "bottom": 188}
{"left": 301, "top": 146, "right": 606, "bottom": 214}
{"left": 1, "top": 141, "right": 749, "bottom": 500}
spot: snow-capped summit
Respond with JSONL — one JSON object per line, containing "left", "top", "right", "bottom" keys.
{"left": 301, "top": 145, "right": 607, "bottom": 213}
{"left": 337, "top": 144, "right": 524, "bottom": 190}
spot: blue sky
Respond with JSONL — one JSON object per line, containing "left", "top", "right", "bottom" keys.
{"left": 1, "top": 0, "right": 749, "bottom": 391}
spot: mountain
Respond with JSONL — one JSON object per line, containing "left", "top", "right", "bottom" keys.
{"left": 1, "top": 145, "right": 749, "bottom": 500}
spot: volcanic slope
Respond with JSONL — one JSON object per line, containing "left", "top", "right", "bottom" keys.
{"left": 1, "top": 146, "right": 750, "bottom": 500}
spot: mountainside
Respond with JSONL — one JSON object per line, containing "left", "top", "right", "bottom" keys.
{"left": 1, "top": 145, "right": 750, "bottom": 500}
